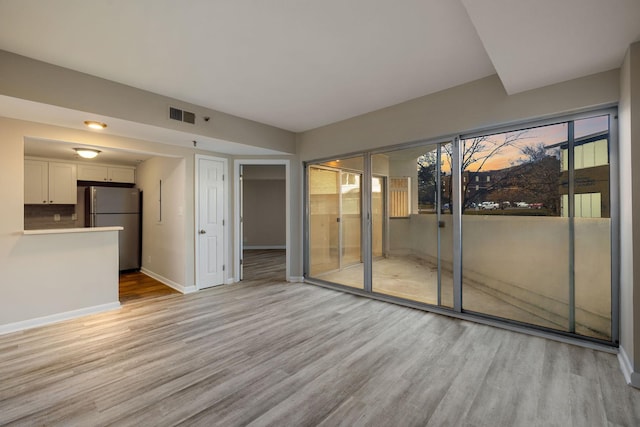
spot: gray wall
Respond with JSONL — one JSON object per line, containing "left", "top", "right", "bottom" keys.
{"left": 24, "top": 204, "right": 78, "bottom": 229}
{"left": 0, "top": 50, "right": 296, "bottom": 154}
{"left": 242, "top": 165, "right": 286, "bottom": 248}
{"left": 298, "top": 71, "right": 619, "bottom": 161}
{"left": 619, "top": 42, "right": 640, "bottom": 387}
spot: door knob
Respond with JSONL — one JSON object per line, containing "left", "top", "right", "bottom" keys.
{"left": 199, "top": 229, "right": 207, "bottom": 234}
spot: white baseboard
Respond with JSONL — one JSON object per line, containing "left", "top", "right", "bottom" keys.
{"left": 618, "top": 346, "right": 640, "bottom": 388}
{"left": 288, "top": 276, "right": 305, "bottom": 283}
{"left": 225, "top": 277, "right": 236, "bottom": 285}
{"left": 0, "top": 302, "right": 121, "bottom": 336}
{"left": 141, "top": 268, "right": 197, "bottom": 294}
{"left": 244, "top": 245, "right": 286, "bottom": 250}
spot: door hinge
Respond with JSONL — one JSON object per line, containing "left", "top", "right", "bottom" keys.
{"left": 222, "top": 174, "right": 225, "bottom": 181}
{"left": 223, "top": 265, "right": 225, "bottom": 271}
{"left": 222, "top": 219, "right": 225, "bottom": 226}
{"left": 240, "top": 259, "right": 243, "bottom": 265}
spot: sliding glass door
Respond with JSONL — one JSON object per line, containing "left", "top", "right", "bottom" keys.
{"left": 370, "top": 143, "right": 453, "bottom": 308}
{"left": 308, "top": 157, "right": 364, "bottom": 289}
{"left": 460, "top": 114, "right": 613, "bottom": 340}
{"left": 308, "top": 167, "right": 340, "bottom": 276}
{"left": 460, "top": 122, "right": 571, "bottom": 331}
{"left": 305, "top": 108, "right": 616, "bottom": 343}
{"left": 572, "top": 115, "right": 612, "bottom": 339}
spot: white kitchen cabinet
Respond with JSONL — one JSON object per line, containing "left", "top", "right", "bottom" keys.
{"left": 24, "top": 160, "right": 48, "bottom": 204}
{"left": 108, "top": 166, "right": 135, "bottom": 184}
{"left": 78, "top": 164, "right": 135, "bottom": 184}
{"left": 77, "top": 164, "right": 108, "bottom": 182}
{"left": 25, "top": 160, "right": 77, "bottom": 204}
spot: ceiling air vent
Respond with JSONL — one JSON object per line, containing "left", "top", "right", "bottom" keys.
{"left": 169, "top": 106, "right": 183, "bottom": 121}
{"left": 182, "top": 110, "right": 195, "bottom": 124}
{"left": 169, "top": 106, "right": 196, "bottom": 124}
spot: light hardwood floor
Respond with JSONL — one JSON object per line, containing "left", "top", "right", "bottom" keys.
{"left": 1, "top": 256, "right": 639, "bottom": 425}
{"left": 242, "top": 249, "right": 286, "bottom": 282}
{"left": 119, "top": 271, "right": 180, "bottom": 304}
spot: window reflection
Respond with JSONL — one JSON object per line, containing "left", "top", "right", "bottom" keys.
{"left": 305, "top": 112, "right": 613, "bottom": 342}
{"left": 308, "top": 157, "right": 364, "bottom": 289}
{"left": 460, "top": 116, "right": 611, "bottom": 340}
{"left": 370, "top": 143, "right": 453, "bottom": 307}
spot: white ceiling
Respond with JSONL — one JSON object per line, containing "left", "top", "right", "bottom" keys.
{"left": 0, "top": 95, "right": 283, "bottom": 160}
{"left": 24, "top": 136, "right": 155, "bottom": 167}
{"left": 0, "top": 0, "right": 639, "bottom": 135}
{"left": 462, "top": 0, "right": 640, "bottom": 94}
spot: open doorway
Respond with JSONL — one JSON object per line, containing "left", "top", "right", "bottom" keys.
{"left": 234, "top": 160, "right": 290, "bottom": 282}
{"left": 23, "top": 136, "right": 185, "bottom": 300}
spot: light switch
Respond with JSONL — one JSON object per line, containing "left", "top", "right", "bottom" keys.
{"left": 54, "top": 214, "right": 61, "bottom": 222}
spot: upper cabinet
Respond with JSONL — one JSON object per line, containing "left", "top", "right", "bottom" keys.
{"left": 25, "top": 160, "right": 77, "bottom": 204}
{"left": 77, "top": 164, "right": 135, "bottom": 184}
{"left": 76, "top": 164, "right": 107, "bottom": 182}
{"left": 108, "top": 166, "right": 136, "bottom": 184}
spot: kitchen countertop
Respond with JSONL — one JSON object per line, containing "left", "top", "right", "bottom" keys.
{"left": 23, "top": 226, "right": 123, "bottom": 235}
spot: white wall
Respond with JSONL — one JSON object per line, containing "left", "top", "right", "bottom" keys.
{"left": 1, "top": 231, "right": 120, "bottom": 328}
{"left": 136, "top": 156, "right": 188, "bottom": 290}
{"left": 0, "top": 117, "right": 120, "bottom": 329}
{"left": 0, "top": 116, "right": 239, "bottom": 330}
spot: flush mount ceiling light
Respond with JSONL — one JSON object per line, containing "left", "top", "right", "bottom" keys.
{"left": 84, "top": 120, "right": 107, "bottom": 130}
{"left": 74, "top": 148, "right": 101, "bottom": 159}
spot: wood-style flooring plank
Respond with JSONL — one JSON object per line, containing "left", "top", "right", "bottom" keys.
{"left": 0, "top": 252, "right": 639, "bottom": 426}
{"left": 119, "top": 271, "right": 180, "bottom": 303}
{"left": 241, "top": 249, "right": 286, "bottom": 282}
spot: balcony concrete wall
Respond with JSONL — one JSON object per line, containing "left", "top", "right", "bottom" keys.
{"left": 389, "top": 214, "right": 611, "bottom": 336}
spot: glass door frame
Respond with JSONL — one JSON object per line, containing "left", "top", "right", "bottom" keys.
{"left": 303, "top": 107, "right": 619, "bottom": 346}
{"left": 340, "top": 169, "right": 364, "bottom": 269}
{"left": 371, "top": 173, "right": 387, "bottom": 261}
{"left": 368, "top": 140, "right": 456, "bottom": 308}
{"left": 458, "top": 107, "right": 619, "bottom": 343}
{"left": 306, "top": 161, "right": 366, "bottom": 288}
{"left": 306, "top": 164, "right": 342, "bottom": 276}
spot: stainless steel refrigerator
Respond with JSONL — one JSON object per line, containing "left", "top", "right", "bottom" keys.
{"left": 86, "top": 186, "right": 141, "bottom": 271}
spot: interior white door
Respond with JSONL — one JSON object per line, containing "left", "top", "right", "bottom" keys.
{"left": 198, "top": 157, "right": 225, "bottom": 288}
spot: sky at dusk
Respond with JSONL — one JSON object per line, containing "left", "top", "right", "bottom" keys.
{"left": 461, "top": 115, "right": 609, "bottom": 172}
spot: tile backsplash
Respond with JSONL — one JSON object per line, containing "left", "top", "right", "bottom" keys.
{"left": 24, "top": 187, "right": 87, "bottom": 230}
{"left": 24, "top": 204, "right": 81, "bottom": 230}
